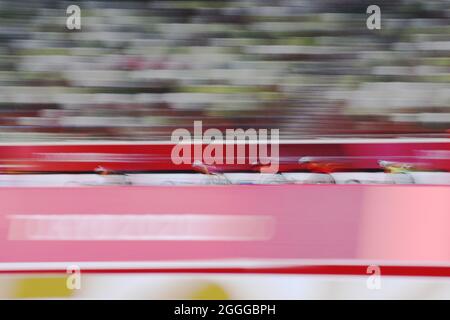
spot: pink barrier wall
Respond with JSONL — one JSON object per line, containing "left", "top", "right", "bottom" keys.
{"left": 0, "top": 185, "right": 449, "bottom": 266}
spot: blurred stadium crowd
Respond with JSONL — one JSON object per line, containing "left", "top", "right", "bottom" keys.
{"left": 0, "top": 0, "right": 449, "bottom": 142}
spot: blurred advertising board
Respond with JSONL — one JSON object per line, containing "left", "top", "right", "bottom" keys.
{"left": 0, "top": 184, "right": 449, "bottom": 271}
{"left": 0, "top": 139, "right": 449, "bottom": 173}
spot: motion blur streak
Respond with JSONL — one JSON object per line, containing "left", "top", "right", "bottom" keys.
{"left": 0, "top": 0, "right": 449, "bottom": 300}
{"left": 8, "top": 214, "right": 274, "bottom": 241}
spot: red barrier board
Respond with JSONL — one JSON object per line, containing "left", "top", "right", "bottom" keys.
{"left": 0, "top": 139, "right": 449, "bottom": 173}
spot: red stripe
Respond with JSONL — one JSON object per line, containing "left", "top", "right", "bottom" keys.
{"left": 1, "top": 265, "right": 450, "bottom": 277}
